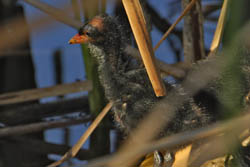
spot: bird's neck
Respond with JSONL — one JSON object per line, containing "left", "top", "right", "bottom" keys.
{"left": 88, "top": 44, "right": 122, "bottom": 101}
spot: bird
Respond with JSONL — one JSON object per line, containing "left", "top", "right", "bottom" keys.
{"left": 69, "top": 14, "right": 250, "bottom": 167}
{"left": 69, "top": 14, "right": 161, "bottom": 134}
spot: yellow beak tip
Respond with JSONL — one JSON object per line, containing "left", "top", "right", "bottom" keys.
{"left": 68, "top": 38, "right": 77, "bottom": 44}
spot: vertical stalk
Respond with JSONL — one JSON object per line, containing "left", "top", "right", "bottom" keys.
{"left": 182, "top": 0, "right": 205, "bottom": 63}
{"left": 220, "top": 0, "right": 246, "bottom": 118}
{"left": 72, "top": 0, "right": 110, "bottom": 156}
{"left": 100, "top": 0, "right": 107, "bottom": 13}
{"left": 219, "top": 1, "right": 249, "bottom": 165}
{"left": 122, "top": 0, "right": 166, "bottom": 97}
{"left": 80, "top": 0, "right": 106, "bottom": 119}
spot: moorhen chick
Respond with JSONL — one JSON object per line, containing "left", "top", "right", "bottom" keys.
{"left": 69, "top": 14, "right": 250, "bottom": 167}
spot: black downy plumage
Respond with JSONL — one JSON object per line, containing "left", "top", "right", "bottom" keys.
{"left": 69, "top": 14, "right": 250, "bottom": 167}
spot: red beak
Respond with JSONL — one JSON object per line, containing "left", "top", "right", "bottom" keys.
{"left": 68, "top": 34, "right": 92, "bottom": 44}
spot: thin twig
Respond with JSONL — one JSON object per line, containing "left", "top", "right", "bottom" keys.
{"left": 0, "top": 116, "right": 92, "bottom": 137}
{"left": 47, "top": 102, "right": 113, "bottom": 167}
{"left": 144, "top": 1, "right": 182, "bottom": 41}
{"left": 210, "top": 0, "right": 229, "bottom": 52}
{"left": 0, "top": 80, "right": 92, "bottom": 105}
{"left": 154, "top": 0, "right": 198, "bottom": 51}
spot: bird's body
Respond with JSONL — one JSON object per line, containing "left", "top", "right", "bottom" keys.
{"left": 70, "top": 14, "right": 161, "bottom": 134}
{"left": 69, "top": 14, "right": 250, "bottom": 166}
{"left": 69, "top": 14, "right": 214, "bottom": 135}
{"left": 87, "top": 33, "right": 158, "bottom": 133}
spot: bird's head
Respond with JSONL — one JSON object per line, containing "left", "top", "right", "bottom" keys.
{"left": 69, "top": 14, "right": 124, "bottom": 49}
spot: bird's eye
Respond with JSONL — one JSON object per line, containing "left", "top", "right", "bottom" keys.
{"left": 85, "top": 32, "right": 90, "bottom": 36}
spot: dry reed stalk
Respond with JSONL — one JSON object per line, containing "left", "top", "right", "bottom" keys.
{"left": 47, "top": 102, "right": 113, "bottom": 167}
{"left": 0, "top": 116, "right": 92, "bottom": 137}
{"left": 82, "top": 110, "right": 250, "bottom": 167}
{"left": 122, "top": 0, "right": 166, "bottom": 97}
{"left": 153, "top": 0, "right": 198, "bottom": 51}
{"left": 0, "top": 80, "right": 92, "bottom": 105}
{"left": 210, "top": 0, "right": 229, "bottom": 52}
{"left": 188, "top": 133, "right": 240, "bottom": 166}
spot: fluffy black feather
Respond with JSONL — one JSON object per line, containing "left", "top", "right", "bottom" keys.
{"left": 78, "top": 14, "right": 250, "bottom": 166}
